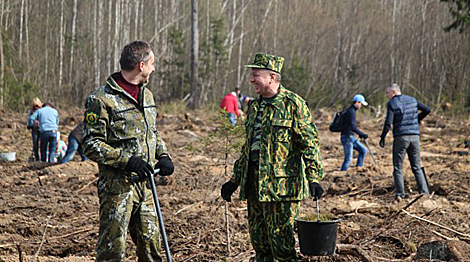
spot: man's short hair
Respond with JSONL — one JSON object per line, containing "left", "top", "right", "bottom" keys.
{"left": 388, "top": 83, "right": 401, "bottom": 93}
{"left": 120, "top": 41, "right": 155, "bottom": 71}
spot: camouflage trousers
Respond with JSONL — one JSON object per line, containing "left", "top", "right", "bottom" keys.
{"left": 96, "top": 170, "right": 162, "bottom": 262}
{"left": 246, "top": 161, "right": 300, "bottom": 262}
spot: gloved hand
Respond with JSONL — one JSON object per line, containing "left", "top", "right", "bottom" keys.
{"left": 155, "top": 155, "right": 174, "bottom": 176}
{"left": 359, "top": 133, "right": 368, "bottom": 139}
{"left": 309, "top": 182, "right": 324, "bottom": 200}
{"left": 126, "top": 156, "right": 154, "bottom": 180}
{"left": 221, "top": 181, "right": 238, "bottom": 202}
{"left": 379, "top": 138, "right": 385, "bottom": 148}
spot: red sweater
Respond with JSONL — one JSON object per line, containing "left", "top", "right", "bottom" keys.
{"left": 220, "top": 93, "right": 240, "bottom": 117}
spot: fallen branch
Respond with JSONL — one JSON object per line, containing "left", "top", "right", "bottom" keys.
{"left": 359, "top": 194, "right": 424, "bottom": 246}
{"left": 76, "top": 178, "right": 98, "bottom": 193}
{"left": 30, "top": 217, "right": 51, "bottom": 262}
{"left": 225, "top": 202, "right": 231, "bottom": 254}
{"left": 431, "top": 230, "right": 457, "bottom": 241}
{"left": 401, "top": 209, "right": 470, "bottom": 238}
{"left": 174, "top": 201, "right": 202, "bottom": 215}
{"left": 48, "top": 226, "right": 94, "bottom": 240}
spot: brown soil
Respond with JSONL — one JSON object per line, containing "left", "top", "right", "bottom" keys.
{"left": 0, "top": 108, "right": 469, "bottom": 261}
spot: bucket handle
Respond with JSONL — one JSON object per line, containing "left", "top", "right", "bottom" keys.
{"left": 316, "top": 198, "right": 320, "bottom": 222}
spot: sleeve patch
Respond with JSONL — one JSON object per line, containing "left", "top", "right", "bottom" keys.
{"left": 85, "top": 111, "right": 99, "bottom": 125}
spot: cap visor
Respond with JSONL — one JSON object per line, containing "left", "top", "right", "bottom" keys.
{"left": 361, "top": 101, "right": 368, "bottom": 106}
{"left": 245, "top": 65, "right": 265, "bottom": 69}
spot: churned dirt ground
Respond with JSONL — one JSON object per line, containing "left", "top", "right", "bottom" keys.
{"left": 0, "top": 106, "right": 469, "bottom": 261}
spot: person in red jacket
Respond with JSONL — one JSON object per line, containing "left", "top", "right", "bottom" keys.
{"left": 220, "top": 88, "right": 240, "bottom": 126}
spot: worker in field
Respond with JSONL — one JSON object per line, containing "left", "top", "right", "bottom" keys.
{"left": 83, "top": 40, "right": 174, "bottom": 261}
{"left": 380, "top": 83, "right": 431, "bottom": 202}
{"left": 221, "top": 53, "right": 324, "bottom": 261}
{"left": 220, "top": 88, "right": 241, "bottom": 126}
{"left": 339, "top": 94, "right": 369, "bottom": 171}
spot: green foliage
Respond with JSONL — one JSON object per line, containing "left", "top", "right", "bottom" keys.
{"left": 1, "top": 73, "right": 40, "bottom": 112}
{"left": 282, "top": 58, "right": 311, "bottom": 97}
{"left": 200, "top": 110, "right": 245, "bottom": 177}
{"left": 199, "top": 17, "right": 228, "bottom": 85}
{"left": 158, "top": 26, "right": 189, "bottom": 100}
{"left": 441, "top": 0, "right": 470, "bottom": 33}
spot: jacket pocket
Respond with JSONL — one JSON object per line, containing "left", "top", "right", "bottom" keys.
{"left": 271, "top": 118, "right": 292, "bottom": 174}
{"left": 272, "top": 118, "right": 292, "bottom": 142}
{"left": 110, "top": 107, "right": 141, "bottom": 140}
{"left": 273, "top": 176, "right": 297, "bottom": 197}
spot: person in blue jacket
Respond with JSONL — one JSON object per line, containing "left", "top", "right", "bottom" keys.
{"left": 28, "top": 103, "right": 59, "bottom": 163}
{"left": 380, "top": 84, "right": 431, "bottom": 201}
{"left": 340, "top": 94, "right": 369, "bottom": 171}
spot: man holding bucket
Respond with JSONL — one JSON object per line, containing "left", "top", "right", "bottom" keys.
{"left": 221, "top": 53, "right": 325, "bottom": 261}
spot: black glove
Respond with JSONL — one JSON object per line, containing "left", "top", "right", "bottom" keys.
{"left": 379, "top": 138, "right": 385, "bottom": 148}
{"left": 126, "top": 156, "right": 154, "bottom": 180}
{"left": 155, "top": 155, "right": 174, "bottom": 176}
{"left": 359, "top": 133, "right": 368, "bottom": 139}
{"left": 221, "top": 181, "right": 238, "bottom": 202}
{"left": 309, "top": 182, "right": 324, "bottom": 200}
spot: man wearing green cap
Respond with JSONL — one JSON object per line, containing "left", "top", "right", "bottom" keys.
{"left": 221, "top": 53, "right": 324, "bottom": 261}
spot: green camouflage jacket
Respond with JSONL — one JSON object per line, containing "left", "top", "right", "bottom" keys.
{"left": 231, "top": 85, "right": 324, "bottom": 202}
{"left": 83, "top": 73, "right": 167, "bottom": 174}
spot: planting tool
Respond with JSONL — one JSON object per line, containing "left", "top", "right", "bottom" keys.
{"left": 150, "top": 168, "right": 172, "bottom": 262}
{"left": 316, "top": 198, "right": 320, "bottom": 222}
{"left": 421, "top": 167, "right": 430, "bottom": 190}
{"left": 362, "top": 139, "right": 377, "bottom": 166}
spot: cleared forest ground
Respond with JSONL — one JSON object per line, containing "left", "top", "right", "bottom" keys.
{"left": 0, "top": 107, "right": 469, "bottom": 261}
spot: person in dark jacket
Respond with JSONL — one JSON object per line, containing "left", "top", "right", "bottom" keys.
{"left": 60, "top": 122, "right": 87, "bottom": 164}
{"left": 380, "top": 83, "right": 431, "bottom": 201}
{"left": 27, "top": 97, "right": 42, "bottom": 161}
{"left": 340, "top": 94, "right": 369, "bottom": 171}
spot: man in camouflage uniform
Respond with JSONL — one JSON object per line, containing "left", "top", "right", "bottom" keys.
{"left": 83, "top": 40, "right": 174, "bottom": 262}
{"left": 221, "top": 53, "right": 324, "bottom": 262}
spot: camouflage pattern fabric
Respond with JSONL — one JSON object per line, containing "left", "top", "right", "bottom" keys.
{"left": 232, "top": 85, "right": 324, "bottom": 202}
{"left": 83, "top": 73, "right": 167, "bottom": 261}
{"left": 245, "top": 53, "right": 285, "bottom": 74}
{"left": 97, "top": 173, "right": 161, "bottom": 261}
{"left": 246, "top": 161, "right": 300, "bottom": 262}
{"left": 249, "top": 99, "right": 270, "bottom": 162}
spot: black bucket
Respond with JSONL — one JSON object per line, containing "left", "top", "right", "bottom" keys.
{"left": 296, "top": 218, "right": 340, "bottom": 256}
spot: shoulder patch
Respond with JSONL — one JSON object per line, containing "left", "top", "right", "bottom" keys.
{"left": 85, "top": 111, "right": 99, "bottom": 125}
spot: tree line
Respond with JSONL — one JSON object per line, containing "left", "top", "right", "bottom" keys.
{"left": 0, "top": 0, "right": 469, "bottom": 115}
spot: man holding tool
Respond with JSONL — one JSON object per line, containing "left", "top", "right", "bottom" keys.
{"left": 83, "top": 40, "right": 174, "bottom": 261}
{"left": 220, "top": 53, "right": 324, "bottom": 261}
{"left": 380, "top": 83, "right": 430, "bottom": 202}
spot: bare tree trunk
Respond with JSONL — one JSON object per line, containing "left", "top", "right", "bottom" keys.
{"left": 24, "top": 0, "right": 29, "bottom": 79}
{"left": 122, "top": 0, "right": 130, "bottom": 45}
{"left": 44, "top": 0, "right": 50, "bottom": 90}
{"left": 236, "top": 0, "right": 245, "bottom": 90}
{"left": 189, "top": 0, "right": 199, "bottom": 109}
{"left": 70, "top": 0, "right": 78, "bottom": 98}
{"left": 222, "top": 0, "right": 236, "bottom": 95}
{"left": 58, "top": 0, "right": 65, "bottom": 93}
{"left": 113, "top": 0, "right": 121, "bottom": 71}
{"left": 390, "top": 0, "right": 397, "bottom": 83}
{"left": 133, "top": 0, "right": 139, "bottom": 40}
{"left": 107, "top": 0, "right": 113, "bottom": 74}
{"left": 0, "top": 25, "right": 4, "bottom": 108}
{"left": 19, "top": 0, "right": 24, "bottom": 58}
{"left": 94, "top": 0, "right": 102, "bottom": 88}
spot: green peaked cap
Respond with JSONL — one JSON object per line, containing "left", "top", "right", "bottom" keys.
{"left": 245, "top": 53, "right": 284, "bottom": 74}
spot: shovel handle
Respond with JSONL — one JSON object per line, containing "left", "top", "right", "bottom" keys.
{"left": 149, "top": 169, "right": 172, "bottom": 262}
